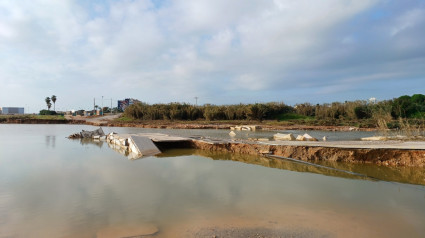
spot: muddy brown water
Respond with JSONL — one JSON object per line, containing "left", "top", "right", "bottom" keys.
{"left": 0, "top": 124, "right": 424, "bottom": 237}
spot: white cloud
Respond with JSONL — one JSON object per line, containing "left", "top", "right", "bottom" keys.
{"left": 205, "top": 29, "right": 235, "bottom": 56}
{"left": 391, "top": 9, "right": 425, "bottom": 36}
{"left": 0, "top": 0, "right": 424, "bottom": 110}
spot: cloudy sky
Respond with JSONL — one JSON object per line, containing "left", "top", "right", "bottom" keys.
{"left": 0, "top": 0, "right": 424, "bottom": 112}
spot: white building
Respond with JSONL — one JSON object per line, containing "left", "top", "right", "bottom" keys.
{"left": 1, "top": 107, "right": 25, "bottom": 115}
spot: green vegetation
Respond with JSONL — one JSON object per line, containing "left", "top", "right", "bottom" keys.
{"left": 51, "top": 95, "right": 57, "bottom": 111}
{"left": 44, "top": 95, "right": 58, "bottom": 112}
{"left": 122, "top": 94, "right": 425, "bottom": 130}
{"left": 0, "top": 114, "right": 66, "bottom": 121}
{"left": 45, "top": 97, "right": 52, "bottom": 110}
{"left": 39, "top": 110, "right": 58, "bottom": 115}
{"left": 277, "top": 113, "right": 313, "bottom": 121}
{"left": 124, "top": 102, "right": 292, "bottom": 122}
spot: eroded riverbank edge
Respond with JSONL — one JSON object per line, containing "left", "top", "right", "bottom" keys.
{"left": 188, "top": 139, "right": 425, "bottom": 167}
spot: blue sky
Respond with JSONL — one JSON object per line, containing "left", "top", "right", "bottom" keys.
{"left": 0, "top": 0, "right": 424, "bottom": 112}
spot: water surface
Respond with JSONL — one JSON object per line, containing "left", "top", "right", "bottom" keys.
{"left": 0, "top": 124, "right": 424, "bottom": 237}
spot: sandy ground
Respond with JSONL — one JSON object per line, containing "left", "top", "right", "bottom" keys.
{"left": 137, "top": 206, "right": 422, "bottom": 238}
{"left": 65, "top": 113, "right": 121, "bottom": 125}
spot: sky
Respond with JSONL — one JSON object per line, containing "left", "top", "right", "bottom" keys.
{"left": 0, "top": 0, "right": 424, "bottom": 112}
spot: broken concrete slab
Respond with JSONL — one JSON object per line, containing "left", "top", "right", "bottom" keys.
{"left": 81, "top": 127, "right": 105, "bottom": 138}
{"left": 128, "top": 135, "right": 161, "bottom": 157}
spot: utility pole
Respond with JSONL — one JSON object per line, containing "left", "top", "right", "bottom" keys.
{"left": 101, "top": 96, "right": 104, "bottom": 116}
{"left": 194, "top": 96, "right": 198, "bottom": 106}
{"left": 94, "top": 98, "right": 95, "bottom": 112}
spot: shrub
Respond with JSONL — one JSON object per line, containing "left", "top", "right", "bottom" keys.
{"left": 39, "top": 110, "right": 57, "bottom": 115}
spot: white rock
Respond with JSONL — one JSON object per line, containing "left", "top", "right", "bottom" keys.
{"left": 296, "top": 135, "right": 306, "bottom": 141}
{"left": 302, "top": 133, "right": 318, "bottom": 141}
{"left": 229, "top": 131, "right": 236, "bottom": 137}
{"left": 274, "top": 133, "right": 295, "bottom": 141}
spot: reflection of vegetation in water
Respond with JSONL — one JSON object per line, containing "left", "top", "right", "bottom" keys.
{"left": 315, "top": 160, "right": 425, "bottom": 186}
{"left": 158, "top": 149, "right": 368, "bottom": 181}
{"left": 159, "top": 149, "right": 425, "bottom": 186}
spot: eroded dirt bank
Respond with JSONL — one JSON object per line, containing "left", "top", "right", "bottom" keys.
{"left": 190, "top": 140, "right": 425, "bottom": 167}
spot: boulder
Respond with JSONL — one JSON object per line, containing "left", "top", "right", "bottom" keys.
{"left": 296, "top": 135, "right": 306, "bottom": 141}
{"left": 273, "top": 133, "right": 295, "bottom": 141}
{"left": 229, "top": 131, "right": 236, "bottom": 137}
{"left": 303, "top": 133, "right": 319, "bottom": 141}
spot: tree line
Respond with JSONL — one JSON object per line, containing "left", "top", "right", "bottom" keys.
{"left": 124, "top": 102, "right": 293, "bottom": 121}
{"left": 123, "top": 94, "right": 425, "bottom": 123}
{"left": 294, "top": 94, "right": 425, "bottom": 120}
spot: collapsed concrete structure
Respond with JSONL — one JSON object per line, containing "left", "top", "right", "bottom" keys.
{"left": 68, "top": 128, "right": 425, "bottom": 167}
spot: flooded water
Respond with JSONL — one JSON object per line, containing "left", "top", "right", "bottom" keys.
{"left": 0, "top": 124, "right": 424, "bottom": 237}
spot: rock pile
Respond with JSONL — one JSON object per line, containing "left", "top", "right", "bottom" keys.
{"left": 273, "top": 133, "right": 320, "bottom": 141}
{"left": 68, "top": 127, "right": 105, "bottom": 139}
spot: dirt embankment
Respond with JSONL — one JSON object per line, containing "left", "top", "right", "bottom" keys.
{"left": 190, "top": 140, "right": 425, "bottom": 167}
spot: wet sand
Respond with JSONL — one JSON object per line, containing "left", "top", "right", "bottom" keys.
{"left": 147, "top": 206, "right": 422, "bottom": 238}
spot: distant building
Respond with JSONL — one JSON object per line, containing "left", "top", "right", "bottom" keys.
{"left": 1, "top": 107, "right": 24, "bottom": 115}
{"left": 369, "top": 97, "right": 377, "bottom": 104}
{"left": 117, "top": 98, "right": 140, "bottom": 111}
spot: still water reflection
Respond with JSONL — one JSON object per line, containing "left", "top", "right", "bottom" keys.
{"left": 0, "top": 124, "right": 424, "bottom": 237}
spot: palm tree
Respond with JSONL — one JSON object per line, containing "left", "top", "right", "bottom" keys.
{"left": 51, "top": 95, "right": 57, "bottom": 111}
{"left": 45, "top": 97, "right": 51, "bottom": 110}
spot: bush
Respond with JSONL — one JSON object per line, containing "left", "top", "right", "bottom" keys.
{"left": 354, "top": 105, "right": 371, "bottom": 119}
{"left": 39, "top": 110, "right": 57, "bottom": 115}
